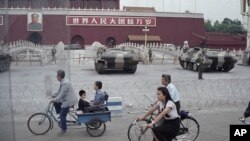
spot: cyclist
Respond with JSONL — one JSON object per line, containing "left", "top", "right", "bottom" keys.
{"left": 240, "top": 101, "right": 250, "bottom": 121}
{"left": 50, "top": 70, "right": 78, "bottom": 136}
{"left": 137, "top": 87, "right": 180, "bottom": 141}
{"left": 161, "top": 74, "right": 181, "bottom": 113}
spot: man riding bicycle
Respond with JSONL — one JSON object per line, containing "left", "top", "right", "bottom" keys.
{"left": 50, "top": 70, "right": 78, "bottom": 136}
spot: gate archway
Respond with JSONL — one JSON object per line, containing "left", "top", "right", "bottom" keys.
{"left": 71, "top": 35, "right": 84, "bottom": 49}
{"left": 27, "top": 32, "right": 42, "bottom": 44}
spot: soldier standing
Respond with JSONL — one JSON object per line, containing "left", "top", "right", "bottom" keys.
{"left": 148, "top": 48, "right": 152, "bottom": 63}
{"left": 173, "top": 46, "right": 180, "bottom": 65}
{"left": 51, "top": 46, "right": 57, "bottom": 63}
{"left": 182, "top": 40, "right": 189, "bottom": 53}
{"left": 196, "top": 53, "right": 204, "bottom": 80}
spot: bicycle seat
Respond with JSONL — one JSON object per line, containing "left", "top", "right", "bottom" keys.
{"left": 179, "top": 110, "right": 189, "bottom": 119}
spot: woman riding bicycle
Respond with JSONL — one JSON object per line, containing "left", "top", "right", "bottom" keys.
{"left": 137, "top": 87, "right": 180, "bottom": 141}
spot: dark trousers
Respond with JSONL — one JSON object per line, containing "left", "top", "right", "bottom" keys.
{"left": 60, "top": 107, "right": 70, "bottom": 131}
{"left": 152, "top": 118, "right": 180, "bottom": 141}
{"left": 175, "top": 101, "right": 181, "bottom": 114}
{"left": 54, "top": 102, "right": 62, "bottom": 114}
{"left": 244, "top": 101, "right": 250, "bottom": 118}
{"left": 198, "top": 67, "right": 203, "bottom": 79}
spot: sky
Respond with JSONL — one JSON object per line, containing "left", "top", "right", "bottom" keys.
{"left": 120, "top": 0, "right": 243, "bottom": 22}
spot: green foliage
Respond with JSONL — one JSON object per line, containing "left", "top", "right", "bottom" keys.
{"left": 204, "top": 18, "right": 245, "bottom": 34}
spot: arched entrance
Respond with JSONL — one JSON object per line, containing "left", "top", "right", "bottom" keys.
{"left": 105, "top": 36, "right": 116, "bottom": 48}
{"left": 27, "top": 32, "right": 42, "bottom": 44}
{"left": 71, "top": 35, "right": 84, "bottom": 49}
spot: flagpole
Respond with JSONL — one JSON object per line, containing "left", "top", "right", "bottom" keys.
{"left": 179, "top": 0, "right": 181, "bottom": 12}
{"left": 195, "top": 0, "right": 197, "bottom": 12}
{"left": 163, "top": 0, "right": 164, "bottom": 12}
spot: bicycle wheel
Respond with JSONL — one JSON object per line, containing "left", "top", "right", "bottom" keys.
{"left": 176, "top": 116, "right": 200, "bottom": 141}
{"left": 127, "top": 120, "right": 153, "bottom": 141}
{"left": 86, "top": 119, "right": 106, "bottom": 137}
{"left": 27, "top": 113, "right": 52, "bottom": 135}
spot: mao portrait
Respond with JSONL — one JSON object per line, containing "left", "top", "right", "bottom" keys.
{"left": 27, "top": 12, "right": 43, "bottom": 31}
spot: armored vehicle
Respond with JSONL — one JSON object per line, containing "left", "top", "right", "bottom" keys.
{"left": 94, "top": 47, "right": 139, "bottom": 74}
{"left": 179, "top": 47, "right": 237, "bottom": 72}
{"left": 0, "top": 44, "right": 11, "bottom": 72}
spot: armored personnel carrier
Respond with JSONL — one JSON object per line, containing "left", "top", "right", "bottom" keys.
{"left": 178, "top": 47, "right": 237, "bottom": 72}
{"left": 0, "top": 43, "right": 11, "bottom": 72}
{"left": 94, "top": 47, "right": 139, "bottom": 74}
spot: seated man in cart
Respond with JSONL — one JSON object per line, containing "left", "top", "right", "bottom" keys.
{"left": 85, "top": 81, "right": 109, "bottom": 113}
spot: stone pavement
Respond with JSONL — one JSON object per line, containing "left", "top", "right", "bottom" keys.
{"left": 0, "top": 50, "right": 249, "bottom": 141}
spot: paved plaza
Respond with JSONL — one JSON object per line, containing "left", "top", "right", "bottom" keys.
{"left": 0, "top": 50, "right": 249, "bottom": 141}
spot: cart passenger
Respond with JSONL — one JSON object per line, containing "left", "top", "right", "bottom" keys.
{"left": 76, "top": 90, "right": 90, "bottom": 114}
{"left": 86, "top": 81, "right": 106, "bottom": 112}
{"left": 91, "top": 81, "right": 106, "bottom": 105}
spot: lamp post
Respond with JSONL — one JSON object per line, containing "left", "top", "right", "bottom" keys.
{"left": 142, "top": 26, "right": 150, "bottom": 48}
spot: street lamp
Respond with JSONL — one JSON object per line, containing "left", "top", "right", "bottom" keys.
{"left": 142, "top": 26, "right": 150, "bottom": 48}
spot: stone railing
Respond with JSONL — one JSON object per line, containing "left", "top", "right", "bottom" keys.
{"left": 8, "top": 40, "right": 64, "bottom": 65}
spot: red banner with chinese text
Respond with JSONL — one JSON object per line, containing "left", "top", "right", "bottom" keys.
{"left": 66, "top": 16, "right": 156, "bottom": 27}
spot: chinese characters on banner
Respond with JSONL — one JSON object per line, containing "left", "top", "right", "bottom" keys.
{"left": 66, "top": 16, "right": 156, "bottom": 27}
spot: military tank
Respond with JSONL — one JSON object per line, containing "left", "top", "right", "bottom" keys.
{"left": 94, "top": 47, "right": 139, "bottom": 74}
{"left": 178, "top": 47, "right": 237, "bottom": 72}
{"left": 0, "top": 42, "right": 11, "bottom": 72}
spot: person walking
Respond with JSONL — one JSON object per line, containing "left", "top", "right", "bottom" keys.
{"left": 51, "top": 70, "right": 78, "bottom": 136}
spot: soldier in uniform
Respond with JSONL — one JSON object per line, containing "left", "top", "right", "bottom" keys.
{"left": 148, "top": 48, "right": 152, "bottom": 63}
{"left": 51, "top": 46, "right": 57, "bottom": 62}
{"left": 196, "top": 53, "right": 204, "bottom": 80}
{"left": 182, "top": 41, "right": 189, "bottom": 53}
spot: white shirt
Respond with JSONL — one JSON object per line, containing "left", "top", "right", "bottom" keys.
{"left": 157, "top": 100, "right": 179, "bottom": 119}
{"left": 166, "top": 83, "right": 180, "bottom": 102}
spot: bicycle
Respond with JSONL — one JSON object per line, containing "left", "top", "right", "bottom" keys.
{"left": 27, "top": 102, "right": 111, "bottom": 137}
{"left": 127, "top": 110, "right": 200, "bottom": 141}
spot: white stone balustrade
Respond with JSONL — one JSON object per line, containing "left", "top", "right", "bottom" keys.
{"left": 7, "top": 40, "right": 64, "bottom": 65}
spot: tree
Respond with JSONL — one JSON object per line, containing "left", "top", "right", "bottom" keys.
{"left": 222, "top": 18, "right": 232, "bottom": 25}
{"left": 204, "top": 18, "right": 245, "bottom": 34}
{"left": 213, "top": 20, "right": 221, "bottom": 32}
{"left": 204, "top": 20, "right": 214, "bottom": 32}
